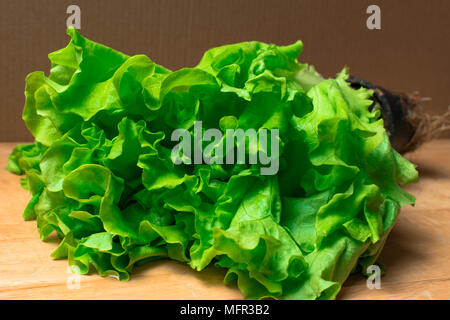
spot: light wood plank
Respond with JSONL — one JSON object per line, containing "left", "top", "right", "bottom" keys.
{"left": 0, "top": 140, "right": 449, "bottom": 300}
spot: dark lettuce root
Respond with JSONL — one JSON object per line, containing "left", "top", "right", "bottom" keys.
{"left": 6, "top": 27, "right": 418, "bottom": 299}
{"left": 347, "top": 75, "right": 450, "bottom": 154}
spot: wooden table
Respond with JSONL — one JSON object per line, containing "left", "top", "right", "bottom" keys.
{"left": 0, "top": 140, "right": 449, "bottom": 300}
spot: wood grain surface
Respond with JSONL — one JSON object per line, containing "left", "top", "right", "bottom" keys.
{"left": 0, "top": 140, "right": 449, "bottom": 300}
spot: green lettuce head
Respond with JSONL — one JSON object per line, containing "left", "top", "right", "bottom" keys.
{"left": 7, "top": 27, "right": 418, "bottom": 299}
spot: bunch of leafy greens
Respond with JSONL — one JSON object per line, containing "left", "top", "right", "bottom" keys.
{"left": 7, "top": 28, "right": 418, "bottom": 299}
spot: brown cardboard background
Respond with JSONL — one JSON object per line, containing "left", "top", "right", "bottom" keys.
{"left": 1, "top": 0, "right": 449, "bottom": 142}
